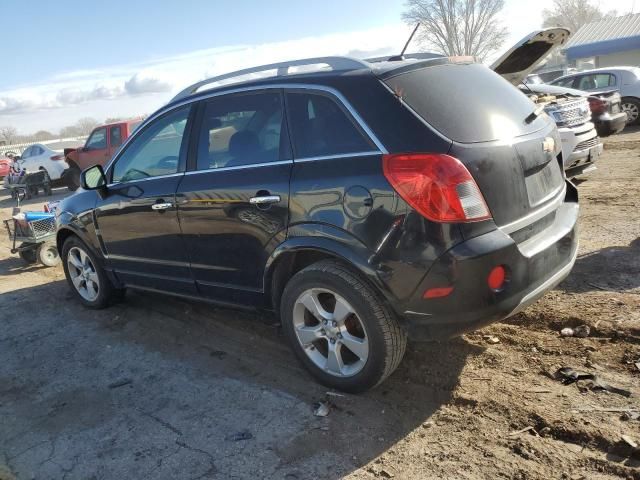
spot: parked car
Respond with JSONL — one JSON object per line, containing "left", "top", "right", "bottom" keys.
{"left": 56, "top": 48, "right": 578, "bottom": 392}
{"left": 64, "top": 119, "right": 142, "bottom": 190}
{"left": 492, "top": 29, "right": 602, "bottom": 178}
{"left": 549, "top": 67, "right": 640, "bottom": 124}
{"left": 9, "top": 144, "right": 69, "bottom": 181}
{"left": 0, "top": 156, "right": 13, "bottom": 179}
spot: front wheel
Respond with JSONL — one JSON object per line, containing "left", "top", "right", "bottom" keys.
{"left": 280, "top": 260, "right": 407, "bottom": 393}
{"left": 37, "top": 242, "right": 60, "bottom": 267}
{"left": 62, "top": 236, "right": 121, "bottom": 308}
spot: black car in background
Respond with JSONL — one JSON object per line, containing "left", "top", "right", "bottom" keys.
{"left": 56, "top": 49, "right": 578, "bottom": 392}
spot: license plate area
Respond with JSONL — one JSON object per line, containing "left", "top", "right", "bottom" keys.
{"left": 524, "top": 160, "right": 564, "bottom": 207}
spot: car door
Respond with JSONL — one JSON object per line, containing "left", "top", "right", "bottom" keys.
{"left": 176, "top": 89, "right": 292, "bottom": 304}
{"left": 95, "top": 105, "right": 196, "bottom": 294}
{"left": 82, "top": 127, "right": 109, "bottom": 167}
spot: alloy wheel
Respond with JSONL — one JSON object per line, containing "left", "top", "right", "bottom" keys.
{"left": 67, "top": 246, "right": 100, "bottom": 301}
{"left": 622, "top": 102, "right": 639, "bottom": 123}
{"left": 292, "top": 288, "right": 369, "bottom": 377}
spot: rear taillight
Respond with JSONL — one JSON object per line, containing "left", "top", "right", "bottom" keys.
{"left": 587, "top": 97, "right": 607, "bottom": 115}
{"left": 50, "top": 154, "right": 64, "bottom": 161}
{"left": 382, "top": 153, "right": 491, "bottom": 222}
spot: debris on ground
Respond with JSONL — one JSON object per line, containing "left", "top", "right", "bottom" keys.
{"left": 621, "top": 434, "right": 638, "bottom": 449}
{"left": 621, "top": 411, "right": 640, "bottom": 421}
{"left": 483, "top": 335, "right": 500, "bottom": 344}
{"left": 107, "top": 378, "right": 133, "bottom": 389}
{"left": 313, "top": 400, "right": 331, "bottom": 417}
{"left": 225, "top": 430, "right": 253, "bottom": 441}
{"left": 560, "top": 325, "right": 590, "bottom": 338}
{"left": 553, "top": 367, "right": 632, "bottom": 397}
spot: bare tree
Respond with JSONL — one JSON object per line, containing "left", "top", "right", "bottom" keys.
{"left": 0, "top": 126, "right": 17, "bottom": 145}
{"left": 34, "top": 130, "right": 55, "bottom": 141}
{"left": 402, "top": 0, "right": 509, "bottom": 61}
{"left": 75, "top": 117, "right": 99, "bottom": 135}
{"left": 542, "top": 0, "right": 616, "bottom": 33}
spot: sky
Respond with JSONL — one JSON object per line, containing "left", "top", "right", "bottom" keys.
{"left": 1, "top": 0, "right": 637, "bottom": 134}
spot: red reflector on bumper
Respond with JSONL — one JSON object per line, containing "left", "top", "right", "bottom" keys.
{"left": 488, "top": 266, "right": 506, "bottom": 291}
{"left": 423, "top": 286, "right": 454, "bottom": 299}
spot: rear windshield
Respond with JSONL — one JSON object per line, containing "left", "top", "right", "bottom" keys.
{"left": 384, "top": 63, "right": 548, "bottom": 143}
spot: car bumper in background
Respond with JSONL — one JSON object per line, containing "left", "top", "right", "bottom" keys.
{"left": 595, "top": 111, "right": 628, "bottom": 137}
{"left": 400, "top": 185, "right": 579, "bottom": 341}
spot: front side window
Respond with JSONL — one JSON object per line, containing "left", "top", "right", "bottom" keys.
{"left": 286, "top": 92, "right": 373, "bottom": 158}
{"left": 21, "top": 146, "right": 32, "bottom": 158}
{"left": 196, "top": 91, "right": 286, "bottom": 170}
{"left": 110, "top": 126, "right": 123, "bottom": 147}
{"left": 86, "top": 128, "right": 107, "bottom": 150}
{"left": 112, "top": 106, "right": 190, "bottom": 183}
{"left": 575, "top": 74, "right": 613, "bottom": 90}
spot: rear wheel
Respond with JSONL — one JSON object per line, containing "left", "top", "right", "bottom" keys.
{"left": 622, "top": 97, "right": 640, "bottom": 125}
{"left": 280, "top": 260, "right": 407, "bottom": 392}
{"left": 62, "top": 236, "right": 122, "bottom": 308}
{"left": 18, "top": 244, "right": 37, "bottom": 264}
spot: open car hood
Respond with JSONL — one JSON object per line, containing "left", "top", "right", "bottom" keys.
{"left": 491, "top": 28, "right": 570, "bottom": 85}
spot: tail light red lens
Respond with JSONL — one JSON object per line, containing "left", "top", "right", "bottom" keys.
{"left": 50, "top": 154, "right": 63, "bottom": 161}
{"left": 587, "top": 97, "right": 607, "bottom": 115}
{"left": 382, "top": 153, "right": 491, "bottom": 222}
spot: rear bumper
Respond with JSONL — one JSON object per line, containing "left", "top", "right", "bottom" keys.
{"left": 594, "top": 111, "right": 627, "bottom": 137}
{"left": 400, "top": 186, "right": 579, "bottom": 341}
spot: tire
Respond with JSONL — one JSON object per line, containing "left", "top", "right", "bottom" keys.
{"left": 62, "top": 236, "right": 121, "bottom": 308}
{"left": 622, "top": 97, "right": 640, "bottom": 125}
{"left": 280, "top": 260, "right": 407, "bottom": 393}
{"left": 65, "top": 167, "right": 81, "bottom": 192}
{"left": 37, "top": 242, "right": 60, "bottom": 267}
{"left": 18, "top": 244, "right": 37, "bottom": 264}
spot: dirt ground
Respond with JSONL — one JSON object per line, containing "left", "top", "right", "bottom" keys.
{"left": 0, "top": 128, "right": 639, "bottom": 480}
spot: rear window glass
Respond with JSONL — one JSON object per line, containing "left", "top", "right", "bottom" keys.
{"left": 384, "top": 63, "right": 548, "bottom": 143}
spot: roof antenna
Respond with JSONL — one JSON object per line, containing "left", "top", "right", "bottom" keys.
{"left": 388, "top": 23, "right": 421, "bottom": 62}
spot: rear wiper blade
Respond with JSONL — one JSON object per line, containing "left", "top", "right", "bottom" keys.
{"left": 525, "top": 105, "right": 546, "bottom": 124}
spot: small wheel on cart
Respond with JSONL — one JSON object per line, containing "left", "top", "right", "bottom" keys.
{"left": 37, "top": 242, "right": 60, "bottom": 267}
{"left": 29, "top": 185, "right": 38, "bottom": 197}
{"left": 44, "top": 183, "right": 52, "bottom": 196}
{"left": 18, "top": 244, "right": 38, "bottom": 264}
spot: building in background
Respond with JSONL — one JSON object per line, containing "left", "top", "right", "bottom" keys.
{"left": 563, "top": 13, "right": 640, "bottom": 70}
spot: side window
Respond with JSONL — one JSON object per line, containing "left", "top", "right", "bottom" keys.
{"left": 86, "top": 128, "right": 107, "bottom": 150}
{"left": 576, "top": 75, "right": 599, "bottom": 90}
{"left": 196, "top": 91, "right": 286, "bottom": 170}
{"left": 21, "top": 147, "right": 32, "bottom": 158}
{"left": 112, "top": 106, "right": 190, "bottom": 183}
{"left": 286, "top": 92, "right": 373, "bottom": 158}
{"left": 110, "top": 126, "right": 123, "bottom": 147}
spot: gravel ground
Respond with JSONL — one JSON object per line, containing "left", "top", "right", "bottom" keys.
{"left": 0, "top": 128, "right": 639, "bottom": 480}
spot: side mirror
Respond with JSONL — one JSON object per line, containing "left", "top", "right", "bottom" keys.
{"left": 81, "top": 146, "right": 89, "bottom": 152}
{"left": 80, "top": 164, "right": 107, "bottom": 191}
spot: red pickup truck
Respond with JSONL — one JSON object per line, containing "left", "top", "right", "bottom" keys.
{"left": 64, "top": 118, "right": 142, "bottom": 190}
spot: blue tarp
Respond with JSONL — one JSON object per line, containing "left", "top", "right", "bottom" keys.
{"left": 565, "top": 35, "right": 640, "bottom": 60}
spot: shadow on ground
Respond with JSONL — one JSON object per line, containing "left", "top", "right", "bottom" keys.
{"left": 559, "top": 237, "right": 640, "bottom": 294}
{"left": 0, "top": 279, "right": 482, "bottom": 479}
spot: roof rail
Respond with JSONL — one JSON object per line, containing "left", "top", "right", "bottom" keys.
{"left": 170, "top": 56, "right": 370, "bottom": 102}
{"left": 365, "top": 52, "right": 444, "bottom": 63}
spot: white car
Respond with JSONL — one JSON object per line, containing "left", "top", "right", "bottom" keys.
{"left": 13, "top": 143, "right": 69, "bottom": 180}
{"left": 550, "top": 67, "right": 640, "bottom": 124}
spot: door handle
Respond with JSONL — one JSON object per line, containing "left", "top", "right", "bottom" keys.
{"left": 249, "top": 195, "right": 281, "bottom": 205}
{"left": 151, "top": 202, "right": 173, "bottom": 211}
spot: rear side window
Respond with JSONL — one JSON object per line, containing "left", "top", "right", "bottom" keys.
{"left": 110, "top": 126, "right": 122, "bottom": 147}
{"left": 196, "top": 91, "right": 288, "bottom": 170}
{"left": 286, "top": 92, "right": 373, "bottom": 158}
{"left": 384, "top": 63, "right": 549, "bottom": 143}
{"left": 552, "top": 77, "right": 576, "bottom": 88}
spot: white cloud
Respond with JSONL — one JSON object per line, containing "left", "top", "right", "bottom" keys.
{"left": 0, "top": 23, "right": 411, "bottom": 133}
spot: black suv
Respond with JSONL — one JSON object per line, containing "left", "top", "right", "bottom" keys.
{"left": 56, "top": 55, "right": 578, "bottom": 392}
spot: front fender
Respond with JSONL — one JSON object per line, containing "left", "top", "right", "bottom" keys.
{"left": 55, "top": 209, "right": 103, "bottom": 262}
